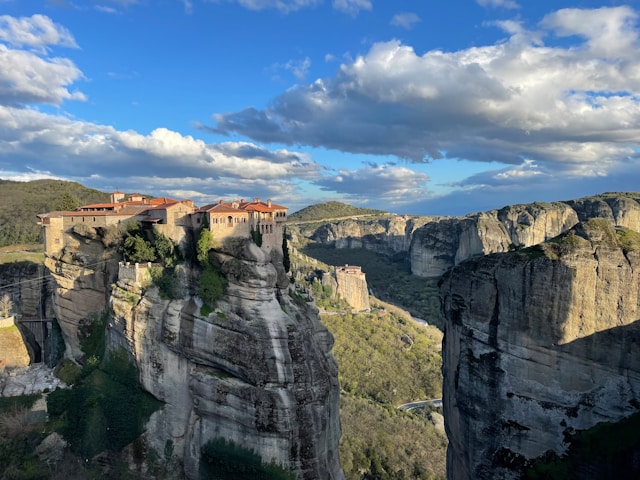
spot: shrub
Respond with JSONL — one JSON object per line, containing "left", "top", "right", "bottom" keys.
{"left": 54, "top": 358, "right": 82, "bottom": 385}
{"left": 150, "top": 266, "right": 183, "bottom": 300}
{"left": 197, "top": 229, "right": 214, "bottom": 266}
{"left": 153, "top": 230, "right": 178, "bottom": 267}
{"left": 198, "top": 264, "right": 226, "bottom": 310}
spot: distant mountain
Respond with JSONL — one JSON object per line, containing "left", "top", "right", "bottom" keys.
{"left": 0, "top": 179, "right": 109, "bottom": 247}
{"left": 288, "top": 201, "right": 387, "bottom": 222}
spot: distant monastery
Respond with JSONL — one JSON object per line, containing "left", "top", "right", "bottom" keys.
{"left": 37, "top": 191, "right": 288, "bottom": 256}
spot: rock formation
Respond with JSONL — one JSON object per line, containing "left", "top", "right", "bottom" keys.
{"left": 320, "top": 265, "right": 370, "bottom": 312}
{"left": 45, "top": 224, "right": 120, "bottom": 359}
{"left": 440, "top": 219, "right": 640, "bottom": 479}
{"left": 0, "top": 261, "right": 56, "bottom": 367}
{"left": 311, "top": 216, "right": 434, "bottom": 256}
{"left": 107, "top": 239, "right": 344, "bottom": 480}
{"left": 306, "top": 193, "right": 640, "bottom": 278}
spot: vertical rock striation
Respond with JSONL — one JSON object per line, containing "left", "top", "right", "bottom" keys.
{"left": 108, "top": 239, "right": 344, "bottom": 480}
{"left": 440, "top": 220, "right": 640, "bottom": 479}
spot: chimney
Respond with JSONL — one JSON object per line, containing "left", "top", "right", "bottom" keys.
{"left": 267, "top": 199, "right": 272, "bottom": 207}
{"left": 254, "top": 197, "right": 260, "bottom": 203}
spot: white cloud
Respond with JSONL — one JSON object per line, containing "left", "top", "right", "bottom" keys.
{"left": 390, "top": 12, "right": 421, "bottom": 30}
{"left": 541, "top": 6, "right": 638, "bottom": 56}
{"left": 0, "top": 14, "right": 78, "bottom": 49}
{"left": 315, "top": 163, "right": 431, "bottom": 205}
{"left": 0, "top": 44, "right": 85, "bottom": 105}
{"left": 213, "top": 6, "right": 640, "bottom": 185}
{"left": 333, "top": 0, "right": 372, "bottom": 16}
{"left": 206, "top": 0, "right": 321, "bottom": 14}
{"left": 269, "top": 57, "right": 311, "bottom": 81}
{"left": 476, "top": 0, "right": 519, "bottom": 9}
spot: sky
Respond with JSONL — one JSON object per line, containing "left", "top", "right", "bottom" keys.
{"left": 0, "top": 0, "right": 639, "bottom": 216}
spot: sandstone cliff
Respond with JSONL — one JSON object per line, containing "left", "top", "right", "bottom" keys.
{"left": 440, "top": 219, "right": 640, "bottom": 479}
{"left": 108, "top": 239, "right": 344, "bottom": 480}
{"left": 45, "top": 224, "right": 120, "bottom": 359}
{"left": 305, "top": 193, "right": 640, "bottom": 278}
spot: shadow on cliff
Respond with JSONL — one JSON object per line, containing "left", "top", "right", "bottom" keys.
{"left": 525, "top": 319, "right": 640, "bottom": 480}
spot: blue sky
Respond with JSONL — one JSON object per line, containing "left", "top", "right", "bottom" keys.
{"left": 0, "top": 0, "right": 638, "bottom": 215}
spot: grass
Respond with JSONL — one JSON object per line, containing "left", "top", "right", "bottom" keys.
{"left": 0, "top": 244, "right": 44, "bottom": 265}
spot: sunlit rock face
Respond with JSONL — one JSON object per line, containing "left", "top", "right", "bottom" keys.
{"left": 312, "top": 216, "right": 434, "bottom": 256}
{"left": 410, "top": 204, "right": 579, "bottom": 278}
{"left": 45, "top": 225, "right": 120, "bottom": 359}
{"left": 108, "top": 239, "right": 344, "bottom": 480}
{"left": 440, "top": 220, "right": 640, "bottom": 479}
{"left": 306, "top": 193, "right": 640, "bottom": 280}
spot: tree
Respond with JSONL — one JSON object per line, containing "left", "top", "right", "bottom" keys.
{"left": 0, "top": 294, "right": 13, "bottom": 318}
{"left": 153, "top": 230, "right": 177, "bottom": 266}
{"left": 282, "top": 227, "right": 290, "bottom": 273}
{"left": 251, "top": 223, "right": 263, "bottom": 247}
{"left": 123, "top": 235, "right": 156, "bottom": 263}
{"left": 56, "top": 191, "right": 80, "bottom": 211}
{"left": 198, "top": 265, "right": 225, "bottom": 308}
{"left": 196, "top": 229, "right": 214, "bottom": 266}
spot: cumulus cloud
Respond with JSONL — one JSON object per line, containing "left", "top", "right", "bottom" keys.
{"left": 0, "top": 104, "right": 323, "bottom": 183}
{"left": 0, "top": 44, "right": 85, "bottom": 105}
{"left": 213, "top": 6, "right": 640, "bottom": 187}
{"left": 314, "top": 163, "right": 431, "bottom": 206}
{"left": 390, "top": 12, "right": 421, "bottom": 30}
{"left": 0, "top": 14, "right": 78, "bottom": 49}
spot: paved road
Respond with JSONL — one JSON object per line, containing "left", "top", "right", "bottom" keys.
{"left": 398, "top": 398, "right": 443, "bottom": 411}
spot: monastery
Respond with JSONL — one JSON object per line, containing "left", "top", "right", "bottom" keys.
{"left": 37, "top": 191, "right": 288, "bottom": 256}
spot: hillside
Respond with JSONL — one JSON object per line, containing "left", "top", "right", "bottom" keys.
{"left": 0, "top": 180, "right": 110, "bottom": 247}
{"left": 288, "top": 201, "right": 388, "bottom": 222}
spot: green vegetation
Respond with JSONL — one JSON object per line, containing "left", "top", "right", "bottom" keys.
{"left": 303, "top": 243, "right": 444, "bottom": 328}
{"left": 524, "top": 412, "right": 640, "bottom": 479}
{"left": 0, "top": 393, "right": 40, "bottom": 413}
{"left": 340, "top": 396, "right": 447, "bottom": 480}
{"left": 322, "top": 306, "right": 442, "bottom": 404}
{"left": 317, "top": 297, "right": 446, "bottom": 479}
{"left": 0, "top": 403, "right": 50, "bottom": 479}
{"left": 198, "top": 264, "right": 226, "bottom": 313}
{"left": 150, "top": 266, "right": 183, "bottom": 300}
{"left": 48, "top": 312, "right": 162, "bottom": 461}
{"left": 199, "top": 438, "right": 296, "bottom": 480}
{"left": 123, "top": 231, "right": 156, "bottom": 263}
{"left": 617, "top": 226, "right": 640, "bottom": 253}
{"left": 288, "top": 201, "right": 388, "bottom": 222}
{"left": 282, "top": 228, "right": 291, "bottom": 273}
{"left": 0, "top": 244, "right": 44, "bottom": 265}
{"left": 251, "top": 224, "right": 263, "bottom": 247}
{"left": 54, "top": 358, "right": 83, "bottom": 385}
{"left": 0, "top": 179, "right": 109, "bottom": 247}
{"left": 197, "top": 228, "right": 215, "bottom": 265}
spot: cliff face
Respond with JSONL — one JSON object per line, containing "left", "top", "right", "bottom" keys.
{"left": 440, "top": 220, "right": 640, "bottom": 479}
{"left": 312, "top": 216, "right": 434, "bottom": 256}
{"left": 45, "top": 225, "right": 120, "bottom": 359}
{"left": 306, "top": 193, "right": 640, "bottom": 279}
{"left": 108, "top": 239, "right": 344, "bottom": 480}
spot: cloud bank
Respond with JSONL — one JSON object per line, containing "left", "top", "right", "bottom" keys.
{"left": 1, "top": 7, "right": 640, "bottom": 215}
